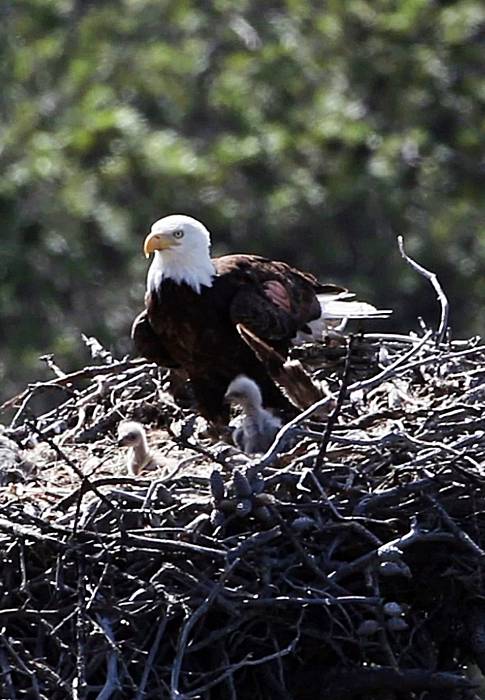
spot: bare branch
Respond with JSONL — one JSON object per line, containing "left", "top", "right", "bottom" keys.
{"left": 398, "top": 235, "right": 449, "bottom": 345}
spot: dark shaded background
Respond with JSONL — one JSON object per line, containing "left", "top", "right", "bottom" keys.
{"left": 1, "top": 0, "right": 484, "bottom": 403}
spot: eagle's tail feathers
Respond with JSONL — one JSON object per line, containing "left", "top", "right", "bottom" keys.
{"left": 294, "top": 298, "right": 393, "bottom": 342}
{"left": 317, "top": 298, "right": 393, "bottom": 320}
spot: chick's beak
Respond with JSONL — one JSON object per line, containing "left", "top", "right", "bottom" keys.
{"left": 143, "top": 231, "right": 176, "bottom": 258}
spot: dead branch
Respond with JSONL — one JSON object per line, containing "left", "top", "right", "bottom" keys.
{"left": 398, "top": 235, "right": 449, "bottom": 345}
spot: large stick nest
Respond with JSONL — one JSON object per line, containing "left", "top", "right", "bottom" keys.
{"left": 0, "top": 246, "right": 484, "bottom": 699}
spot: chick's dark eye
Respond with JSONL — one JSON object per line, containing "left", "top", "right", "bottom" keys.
{"left": 173, "top": 229, "right": 184, "bottom": 239}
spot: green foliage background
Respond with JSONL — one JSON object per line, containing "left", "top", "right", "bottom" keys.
{"left": 1, "top": 0, "right": 484, "bottom": 401}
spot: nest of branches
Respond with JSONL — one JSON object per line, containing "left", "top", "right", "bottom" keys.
{"left": 0, "top": 245, "right": 484, "bottom": 700}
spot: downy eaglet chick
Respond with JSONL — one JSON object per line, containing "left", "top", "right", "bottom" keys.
{"left": 117, "top": 421, "right": 158, "bottom": 476}
{"left": 224, "top": 375, "right": 282, "bottom": 454}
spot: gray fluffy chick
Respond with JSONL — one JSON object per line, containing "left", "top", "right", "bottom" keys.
{"left": 224, "top": 375, "right": 282, "bottom": 454}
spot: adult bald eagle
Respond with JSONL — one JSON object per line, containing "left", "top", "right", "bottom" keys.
{"left": 132, "top": 215, "right": 388, "bottom": 422}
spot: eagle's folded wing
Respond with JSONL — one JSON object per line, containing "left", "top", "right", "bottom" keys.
{"left": 230, "top": 287, "right": 298, "bottom": 340}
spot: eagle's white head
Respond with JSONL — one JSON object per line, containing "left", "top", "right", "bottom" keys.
{"left": 144, "top": 214, "right": 215, "bottom": 294}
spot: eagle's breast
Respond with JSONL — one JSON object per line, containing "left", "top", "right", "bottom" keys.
{"left": 146, "top": 276, "right": 240, "bottom": 371}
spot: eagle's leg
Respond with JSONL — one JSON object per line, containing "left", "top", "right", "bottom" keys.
{"left": 166, "top": 368, "right": 192, "bottom": 404}
{"left": 189, "top": 376, "right": 231, "bottom": 426}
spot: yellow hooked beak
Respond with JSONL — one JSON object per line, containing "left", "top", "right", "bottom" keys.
{"left": 143, "top": 231, "right": 178, "bottom": 258}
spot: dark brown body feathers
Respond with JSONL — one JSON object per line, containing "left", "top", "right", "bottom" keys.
{"left": 132, "top": 254, "right": 343, "bottom": 421}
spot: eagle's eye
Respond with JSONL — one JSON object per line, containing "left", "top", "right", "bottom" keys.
{"left": 173, "top": 229, "right": 184, "bottom": 239}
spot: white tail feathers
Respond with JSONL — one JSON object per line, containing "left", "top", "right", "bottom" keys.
{"left": 296, "top": 294, "right": 392, "bottom": 341}
{"left": 318, "top": 296, "right": 393, "bottom": 320}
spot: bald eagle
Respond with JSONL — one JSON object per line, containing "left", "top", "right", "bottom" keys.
{"left": 132, "top": 215, "right": 388, "bottom": 422}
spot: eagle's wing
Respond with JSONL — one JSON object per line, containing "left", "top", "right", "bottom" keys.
{"left": 131, "top": 309, "right": 180, "bottom": 368}
{"left": 230, "top": 286, "right": 299, "bottom": 340}
{"left": 218, "top": 254, "right": 334, "bottom": 341}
